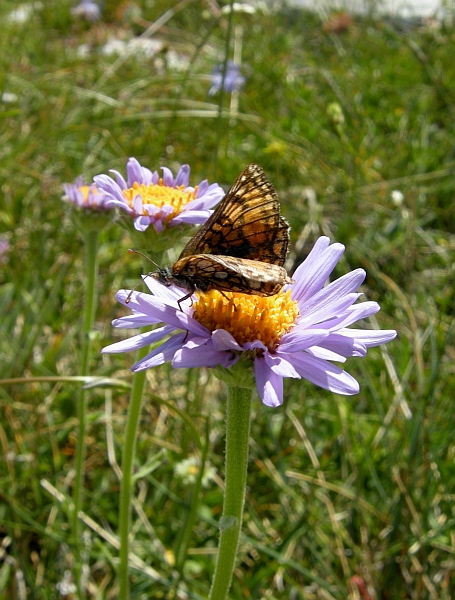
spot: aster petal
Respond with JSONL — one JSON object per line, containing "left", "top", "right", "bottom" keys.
{"left": 126, "top": 158, "right": 145, "bottom": 186}
{"left": 108, "top": 170, "right": 128, "bottom": 190}
{"left": 102, "top": 325, "right": 175, "bottom": 354}
{"left": 142, "top": 203, "right": 161, "bottom": 217}
{"left": 264, "top": 353, "right": 301, "bottom": 378}
{"left": 132, "top": 333, "right": 186, "bottom": 370}
{"left": 254, "top": 357, "right": 284, "bottom": 407}
{"left": 133, "top": 216, "right": 151, "bottom": 232}
{"left": 171, "top": 210, "right": 213, "bottom": 226}
{"left": 299, "top": 292, "right": 361, "bottom": 328}
{"left": 160, "top": 167, "right": 174, "bottom": 187}
{"left": 313, "top": 301, "right": 381, "bottom": 331}
{"left": 278, "top": 328, "right": 329, "bottom": 353}
{"left": 289, "top": 352, "right": 360, "bottom": 395}
{"left": 153, "top": 219, "right": 164, "bottom": 233}
{"left": 116, "top": 289, "right": 208, "bottom": 336}
{"left": 93, "top": 175, "right": 127, "bottom": 204}
{"left": 298, "top": 268, "right": 366, "bottom": 326}
{"left": 337, "top": 328, "right": 397, "bottom": 347}
{"left": 291, "top": 237, "right": 345, "bottom": 303}
{"left": 174, "top": 164, "right": 190, "bottom": 187}
{"left": 111, "top": 313, "right": 167, "bottom": 328}
{"left": 315, "top": 332, "right": 368, "bottom": 358}
{"left": 132, "top": 194, "right": 144, "bottom": 214}
{"left": 305, "top": 346, "right": 348, "bottom": 362}
{"left": 142, "top": 275, "right": 191, "bottom": 306}
{"left": 173, "top": 338, "right": 237, "bottom": 368}
{"left": 211, "top": 329, "right": 243, "bottom": 351}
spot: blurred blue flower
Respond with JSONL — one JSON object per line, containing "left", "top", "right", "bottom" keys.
{"left": 209, "top": 61, "right": 245, "bottom": 96}
{"left": 71, "top": 0, "right": 101, "bottom": 21}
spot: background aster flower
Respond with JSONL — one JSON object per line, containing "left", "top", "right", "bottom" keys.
{"left": 103, "top": 236, "right": 396, "bottom": 407}
{"left": 94, "top": 158, "right": 225, "bottom": 233}
{"left": 63, "top": 176, "right": 112, "bottom": 212}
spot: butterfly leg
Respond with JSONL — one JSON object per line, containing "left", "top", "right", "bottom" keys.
{"left": 177, "top": 292, "right": 194, "bottom": 312}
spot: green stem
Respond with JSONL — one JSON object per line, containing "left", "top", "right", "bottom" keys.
{"left": 118, "top": 347, "right": 149, "bottom": 600}
{"left": 73, "top": 229, "right": 99, "bottom": 599}
{"left": 209, "top": 385, "right": 252, "bottom": 600}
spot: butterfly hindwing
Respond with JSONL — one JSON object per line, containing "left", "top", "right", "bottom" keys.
{"left": 172, "top": 254, "right": 291, "bottom": 296}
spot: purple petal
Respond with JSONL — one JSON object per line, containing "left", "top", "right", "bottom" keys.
{"left": 174, "top": 164, "right": 190, "bottom": 187}
{"left": 316, "top": 332, "right": 368, "bottom": 358}
{"left": 289, "top": 352, "right": 360, "bottom": 395}
{"left": 264, "top": 352, "right": 301, "bottom": 378}
{"left": 171, "top": 210, "right": 213, "bottom": 226}
{"left": 115, "top": 289, "right": 208, "bottom": 336}
{"left": 112, "top": 313, "right": 170, "bottom": 328}
{"left": 254, "top": 357, "right": 284, "bottom": 407}
{"left": 160, "top": 167, "right": 174, "bottom": 187}
{"left": 107, "top": 169, "right": 128, "bottom": 190}
{"left": 132, "top": 333, "right": 186, "bottom": 370}
{"left": 305, "top": 346, "right": 348, "bottom": 362}
{"left": 126, "top": 158, "right": 144, "bottom": 186}
{"left": 132, "top": 194, "right": 144, "bottom": 214}
{"left": 338, "top": 328, "right": 397, "bottom": 347}
{"left": 133, "top": 216, "right": 151, "bottom": 232}
{"left": 298, "top": 292, "right": 361, "bottom": 328}
{"left": 142, "top": 275, "right": 191, "bottom": 306}
{"left": 173, "top": 338, "right": 237, "bottom": 368}
{"left": 314, "top": 301, "right": 380, "bottom": 331}
{"left": 102, "top": 325, "right": 175, "bottom": 354}
{"left": 291, "top": 237, "right": 344, "bottom": 303}
{"left": 211, "top": 329, "right": 243, "bottom": 351}
{"left": 93, "top": 175, "right": 126, "bottom": 202}
{"left": 278, "top": 328, "right": 329, "bottom": 353}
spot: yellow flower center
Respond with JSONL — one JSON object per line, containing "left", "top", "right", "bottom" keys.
{"left": 80, "top": 185, "right": 98, "bottom": 204}
{"left": 123, "top": 180, "right": 198, "bottom": 221}
{"left": 192, "top": 289, "right": 299, "bottom": 352}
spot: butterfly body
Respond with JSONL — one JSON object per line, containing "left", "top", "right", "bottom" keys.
{"left": 152, "top": 164, "right": 292, "bottom": 300}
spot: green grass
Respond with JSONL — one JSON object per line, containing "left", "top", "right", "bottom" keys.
{"left": 1, "top": 0, "right": 455, "bottom": 598}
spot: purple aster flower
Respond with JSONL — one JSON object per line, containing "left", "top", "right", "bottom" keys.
{"left": 102, "top": 237, "right": 396, "bottom": 407}
{"left": 71, "top": 0, "right": 101, "bottom": 21}
{"left": 63, "top": 176, "right": 112, "bottom": 212}
{"left": 209, "top": 61, "right": 245, "bottom": 96}
{"left": 94, "top": 158, "right": 225, "bottom": 233}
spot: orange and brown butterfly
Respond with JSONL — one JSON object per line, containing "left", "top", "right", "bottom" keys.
{"left": 152, "top": 163, "right": 292, "bottom": 301}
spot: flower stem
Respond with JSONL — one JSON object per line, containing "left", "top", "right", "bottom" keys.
{"left": 209, "top": 385, "right": 252, "bottom": 600}
{"left": 118, "top": 349, "right": 149, "bottom": 600}
{"left": 73, "top": 229, "right": 99, "bottom": 599}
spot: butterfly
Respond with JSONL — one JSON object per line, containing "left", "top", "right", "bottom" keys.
{"left": 152, "top": 163, "right": 292, "bottom": 304}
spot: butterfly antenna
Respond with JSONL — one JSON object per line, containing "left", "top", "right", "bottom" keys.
{"left": 128, "top": 248, "right": 160, "bottom": 270}
{"left": 126, "top": 249, "right": 161, "bottom": 304}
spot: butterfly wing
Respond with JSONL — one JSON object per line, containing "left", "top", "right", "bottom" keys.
{"left": 178, "top": 164, "right": 289, "bottom": 266}
{"left": 172, "top": 254, "right": 292, "bottom": 296}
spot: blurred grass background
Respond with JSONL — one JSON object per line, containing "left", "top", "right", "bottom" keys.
{"left": 1, "top": 0, "right": 455, "bottom": 598}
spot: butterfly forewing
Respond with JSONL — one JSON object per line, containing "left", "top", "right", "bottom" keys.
{"left": 153, "top": 163, "right": 292, "bottom": 299}
{"left": 178, "top": 164, "right": 289, "bottom": 266}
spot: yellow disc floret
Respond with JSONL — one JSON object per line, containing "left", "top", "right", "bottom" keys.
{"left": 80, "top": 185, "right": 98, "bottom": 204}
{"left": 123, "top": 180, "right": 198, "bottom": 221}
{"left": 192, "top": 289, "right": 299, "bottom": 352}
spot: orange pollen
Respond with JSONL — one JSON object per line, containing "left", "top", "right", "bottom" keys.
{"left": 192, "top": 289, "right": 299, "bottom": 352}
{"left": 122, "top": 180, "right": 198, "bottom": 221}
